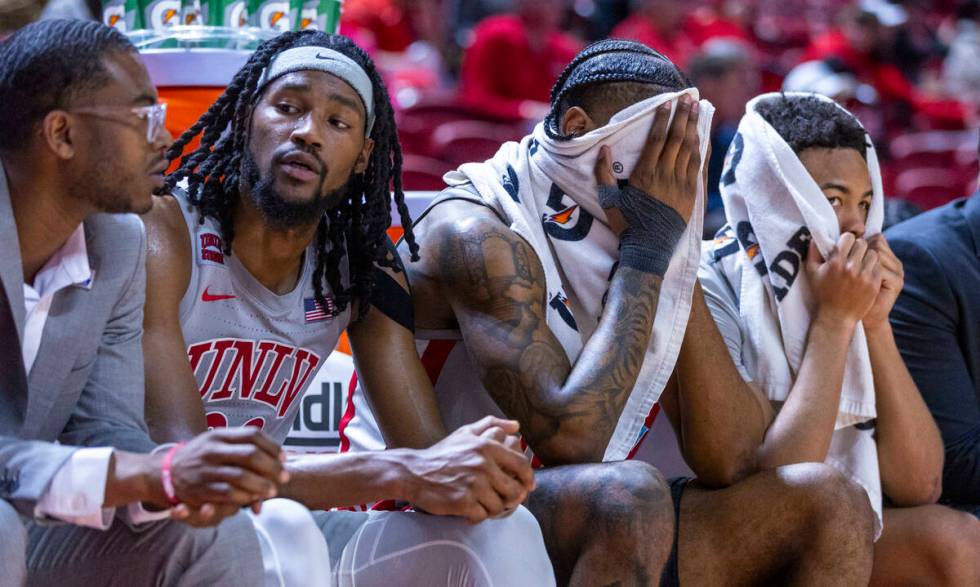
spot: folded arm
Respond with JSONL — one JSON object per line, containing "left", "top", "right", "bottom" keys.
{"left": 890, "top": 238, "right": 970, "bottom": 504}
{"left": 700, "top": 236, "right": 885, "bottom": 470}
{"left": 864, "top": 322, "right": 944, "bottom": 505}
{"left": 659, "top": 284, "right": 771, "bottom": 487}
{"left": 282, "top": 416, "right": 534, "bottom": 523}
{"left": 753, "top": 237, "right": 880, "bottom": 468}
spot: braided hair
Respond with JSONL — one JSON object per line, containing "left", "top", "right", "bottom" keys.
{"left": 545, "top": 39, "right": 690, "bottom": 140}
{"left": 165, "top": 30, "right": 417, "bottom": 317}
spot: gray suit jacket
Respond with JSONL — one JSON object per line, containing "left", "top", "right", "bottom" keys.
{"left": 0, "top": 164, "right": 156, "bottom": 516}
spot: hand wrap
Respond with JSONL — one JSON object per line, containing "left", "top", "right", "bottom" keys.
{"left": 606, "top": 184, "right": 688, "bottom": 276}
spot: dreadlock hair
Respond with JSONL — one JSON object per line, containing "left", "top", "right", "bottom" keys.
{"left": 755, "top": 94, "right": 868, "bottom": 158}
{"left": 546, "top": 39, "right": 691, "bottom": 140}
{"left": 0, "top": 19, "right": 135, "bottom": 152}
{"left": 165, "top": 30, "right": 416, "bottom": 318}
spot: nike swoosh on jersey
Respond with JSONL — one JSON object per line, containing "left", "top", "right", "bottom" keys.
{"left": 201, "top": 287, "right": 237, "bottom": 302}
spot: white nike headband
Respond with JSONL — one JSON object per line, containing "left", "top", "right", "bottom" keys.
{"left": 257, "top": 46, "right": 376, "bottom": 135}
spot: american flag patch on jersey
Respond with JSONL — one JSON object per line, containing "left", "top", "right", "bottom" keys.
{"left": 304, "top": 297, "right": 334, "bottom": 323}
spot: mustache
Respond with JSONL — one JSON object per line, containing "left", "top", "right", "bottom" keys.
{"left": 274, "top": 146, "right": 326, "bottom": 177}
{"left": 240, "top": 150, "right": 353, "bottom": 231}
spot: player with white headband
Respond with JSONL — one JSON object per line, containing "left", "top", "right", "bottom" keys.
{"left": 142, "top": 30, "right": 554, "bottom": 586}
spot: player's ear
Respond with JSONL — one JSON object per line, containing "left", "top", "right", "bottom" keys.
{"left": 561, "top": 106, "right": 595, "bottom": 138}
{"left": 354, "top": 138, "right": 374, "bottom": 174}
{"left": 42, "top": 110, "right": 77, "bottom": 160}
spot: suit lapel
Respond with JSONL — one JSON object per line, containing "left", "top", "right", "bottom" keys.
{"left": 965, "top": 192, "right": 980, "bottom": 258}
{"left": 0, "top": 166, "right": 28, "bottom": 432}
{"left": 0, "top": 166, "right": 26, "bottom": 344}
{"left": 22, "top": 221, "right": 98, "bottom": 439}
{"left": 23, "top": 286, "right": 93, "bottom": 438}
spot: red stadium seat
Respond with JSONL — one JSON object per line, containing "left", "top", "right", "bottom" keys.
{"left": 889, "top": 130, "right": 977, "bottom": 162}
{"left": 431, "top": 120, "right": 525, "bottom": 168}
{"left": 893, "top": 165, "right": 978, "bottom": 210}
{"left": 400, "top": 154, "right": 453, "bottom": 191}
{"left": 396, "top": 92, "right": 526, "bottom": 157}
{"left": 882, "top": 130, "right": 978, "bottom": 198}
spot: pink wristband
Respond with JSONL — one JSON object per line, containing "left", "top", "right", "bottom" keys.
{"left": 161, "top": 443, "right": 185, "bottom": 506}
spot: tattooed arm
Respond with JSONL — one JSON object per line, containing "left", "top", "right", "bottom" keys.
{"left": 431, "top": 212, "right": 663, "bottom": 465}
{"left": 427, "top": 97, "right": 703, "bottom": 466}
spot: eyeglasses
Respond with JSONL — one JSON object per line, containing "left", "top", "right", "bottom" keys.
{"left": 70, "top": 102, "right": 168, "bottom": 142}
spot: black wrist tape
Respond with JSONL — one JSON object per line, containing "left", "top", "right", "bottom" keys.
{"left": 617, "top": 185, "right": 688, "bottom": 275}
{"left": 598, "top": 184, "right": 622, "bottom": 209}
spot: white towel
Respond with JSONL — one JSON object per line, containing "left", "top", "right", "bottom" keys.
{"left": 718, "top": 91, "right": 883, "bottom": 535}
{"left": 444, "top": 88, "right": 714, "bottom": 461}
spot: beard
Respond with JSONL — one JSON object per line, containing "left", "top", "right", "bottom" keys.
{"left": 77, "top": 165, "right": 154, "bottom": 215}
{"left": 241, "top": 150, "right": 353, "bottom": 230}
{"left": 77, "top": 129, "right": 155, "bottom": 215}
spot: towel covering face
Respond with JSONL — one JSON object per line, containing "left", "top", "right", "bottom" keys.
{"left": 712, "top": 91, "right": 885, "bottom": 536}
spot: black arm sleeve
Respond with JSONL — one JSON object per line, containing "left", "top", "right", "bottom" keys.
{"left": 368, "top": 240, "right": 415, "bottom": 333}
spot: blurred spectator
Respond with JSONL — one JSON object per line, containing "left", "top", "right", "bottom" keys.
{"left": 342, "top": 0, "right": 417, "bottom": 52}
{"left": 803, "top": 1, "right": 971, "bottom": 132}
{"left": 782, "top": 58, "right": 886, "bottom": 144}
{"left": 610, "top": 0, "right": 752, "bottom": 71}
{"left": 685, "top": 1, "right": 754, "bottom": 48}
{"left": 446, "top": 0, "right": 513, "bottom": 42}
{"left": 783, "top": 58, "right": 862, "bottom": 102}
{"left": 688, "top": 39, "right": 759, "bottom": 236}
{"left": 893, "top": 0, "right": 947, "bottom": 84}
{"left": 611, "top": 0, "right": 698, "bottom": 68}
{"left": 458, "top": 0, "right": 580, "bottom": 120}
{"left": 341, "top": 0, "right": 447, "bottom": 57}
{"left": 339, "top": 0, "right": 451, "bottom": 109}
{"left": 589, "top": 0, "right": 631, "bottom": 39}
{"left": 944, "top": 0, "right": 980, "bottom": 105}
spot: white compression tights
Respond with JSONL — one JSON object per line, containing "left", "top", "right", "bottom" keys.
{"left": 251, "top": 500, "right": 555, "bottom": 587}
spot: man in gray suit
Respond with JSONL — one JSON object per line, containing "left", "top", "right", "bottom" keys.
{"left": 0, "top": 19, "right": 289, "bottom": 586}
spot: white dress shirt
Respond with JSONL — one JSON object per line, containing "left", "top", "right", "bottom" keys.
{"left": 26, "top": 225, "right": 167, "bottom": 528}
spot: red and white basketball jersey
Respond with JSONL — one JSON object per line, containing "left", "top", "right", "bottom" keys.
{"left": 174, "top": 189, "right": 350, "bottom": 445}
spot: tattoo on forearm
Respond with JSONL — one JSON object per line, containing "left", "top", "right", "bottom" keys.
{"left": 439, "top": 224, "right": 663, "bottom": 450}
{"left": 565, "top": 268, "right": 662, "bottom": 442}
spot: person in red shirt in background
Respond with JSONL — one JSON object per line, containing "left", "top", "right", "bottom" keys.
{"left": 803, "top": 2, "right": 972, "bottom": 132}
{"left": 611, "top": 0, "right": 698, "bottom": 69}
{"left": 611, "top": 0, "right": 752, "bottom": 71}
{"left": 684, "top": 1, "right": 755, "bottom": 51}
{"left": 341, "top": 0, "right": 416, "bottom": 53}
{"left": 458, "top": 0, "right": 581, "bottom": 120}
{"left": 340, "top": 0, "right": 446, "bottom": 105}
